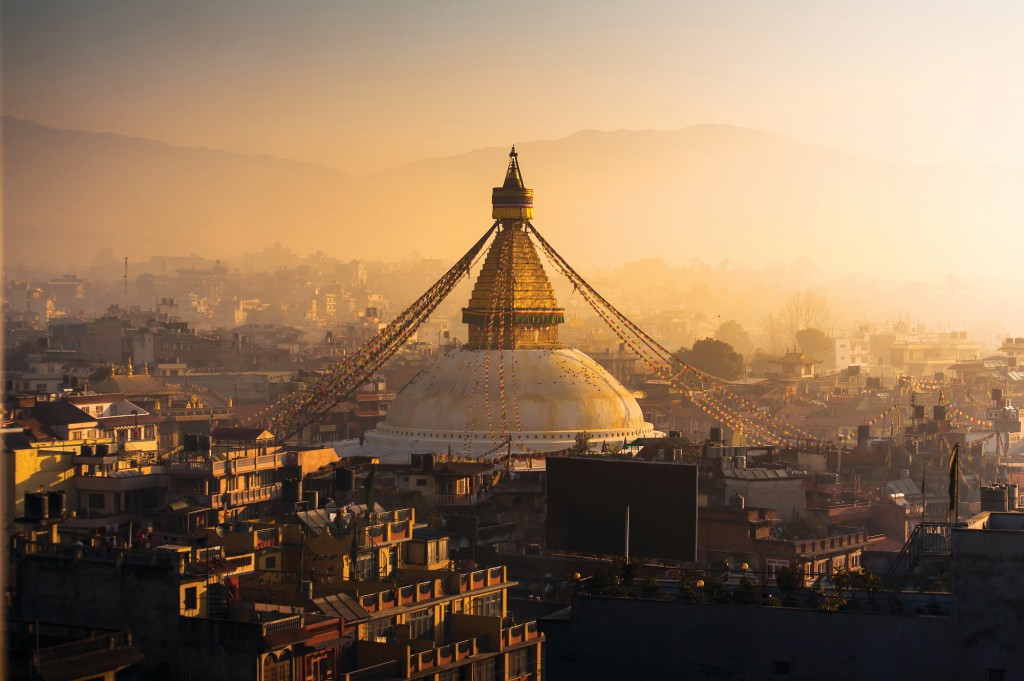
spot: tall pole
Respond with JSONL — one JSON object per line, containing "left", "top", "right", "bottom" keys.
{"left": 625, "top": 503, "right": 630, "bottom": 563}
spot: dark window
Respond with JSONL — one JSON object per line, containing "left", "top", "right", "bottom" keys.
{"left": 773, "top": 660, "right": 791, "bottom": 675}
{"left": 366, "top": 616, "right": 395, "bottom": 641}
{"left": 88, "top": 493, "right": 104, "bottom": 510}
{"left": 472, "top": 657, "right": 495, "bottom": 681}
{"left": 407, "top": 608, "right": 435, "bottom": 641}
{"left": 264, "top": 556, "right": 277, "bottom": 569}
{"left": 416, "top": 478, "right": 428, "bottom": 487}
{"left": 471, "top": 591, "right": 502, "bottom": 617}
{"left": 355, "top": 552, "right": 375, "bottom": 580}
{"left": 183, "top": 586, "right": 198, "bottom": 610}
{"left": 507, "top": 649, "right": 528, "bottom": 678}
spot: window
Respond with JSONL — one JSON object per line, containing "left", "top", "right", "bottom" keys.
{"left": 88, "top": 494, "right": 104, "bottom": 510}
{"left": 507, "top": 649, "right": 528, "bottom": 678}
{"left": 366, "top": 616, "right": 395, "bottom": 642}
{"left": 355, "top": 552, "right": 376, "bottom": 580}
{"left": 183, "top": 586, "right": 198, "bottom": 611}
{"left": 472, "top": 657, "right": 495, "bottom": 681}
{"left": 471, "top": 591, "right": 502, "bottom": 617}
{"left": 772, "top": 660, "right": 791, "bottom": 675}
{"left": 416, "top": 478, "right": 428, "bottom": 487}
{"left": 263, "top": 653, "right": 292, "bottom": 681}
{"left": 310, "top": 652, "right": 334, "bottom": 681}
{"left": 407, "top": 608, "right": 435, "bottom": 641}
{"left": 264, "top": 556, "right": 277, "bottom": 570}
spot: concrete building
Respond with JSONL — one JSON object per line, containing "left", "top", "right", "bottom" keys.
{"left": 541, "top": 512, "right": 1024, "bottom": 680}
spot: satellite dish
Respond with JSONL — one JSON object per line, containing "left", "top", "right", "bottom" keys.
{"left": 215, "top": 525, "right": 227, "bottom": 537}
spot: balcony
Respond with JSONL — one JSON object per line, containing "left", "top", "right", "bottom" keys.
{"left": 212, "top": 483, "right": 283, "bottom": 509}
{"left": 166, "top": 459, "right": 228, "bottom": 476}
{"left": 501, "top": 621, "right": 540, "bottom": 649}
{"left": 408, "top": 638, "right": 478, "bottom": 674}
{"left": 453, "top": 566, "right": 506, "bottom": 594}
{"left": 357, "top": 516, "right": 415, "bottom": 548}
{"left": 436, "top": 487, "right": 493, "bottom": 507}
{"left": 359, "top": 578, "right": 445, "bottom": 613}
{"left": 339, "top": 661, "right": 401, "bottom": 681}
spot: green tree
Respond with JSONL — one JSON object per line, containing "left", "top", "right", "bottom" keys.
{"left": 795, "top": 327, "right": 831, "bottom": 362}
{"left": 714, "top": 320, "right": 754, "bottom": 357}
{"left": 677, "top": 338, "right": 745, "bottom": 380}
{"left": 571, "top": 431, "right": 592, "bottom": 455}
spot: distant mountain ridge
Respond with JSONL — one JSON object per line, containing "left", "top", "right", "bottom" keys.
{"left": 4, "top": 116, "right": 1022, "bottom": 277}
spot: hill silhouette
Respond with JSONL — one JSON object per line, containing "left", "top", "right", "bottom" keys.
{"left": 4, "top": 117, "right": 1022, "bottom": 277}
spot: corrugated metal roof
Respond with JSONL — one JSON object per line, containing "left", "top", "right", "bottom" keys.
{"left": 723, "top": 468, "right": 797, "bottom": 480}
{"left": 887, "top": 478, "right": 922, "bottom": 497}
{"left": 313, "top": 593, "right": 369, "bottom": 622}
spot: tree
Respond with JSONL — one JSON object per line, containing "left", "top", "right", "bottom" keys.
{"left": 795, "top": 327, "right": 832, "bottom": 362}
{"left": 775, "top": 564, "right": 804, "bottom": 596}
{"left": 676, "top": 338, "right": 745, "bottom": 380}
{"left": 780, "top": 291, "right": 831, "bottom": 339}
{"left": 571, "top": 431, "right": 592, "bottom": 455}
{"left": 714, "top": 320, "right": 754, "bottom": 357}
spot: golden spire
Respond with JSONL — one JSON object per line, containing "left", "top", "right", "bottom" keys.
{"left": 464, "top": 149, "right": 563, "bottom": 349}
{"left": 491, "top": 146, "right": 534, "bottom": 220}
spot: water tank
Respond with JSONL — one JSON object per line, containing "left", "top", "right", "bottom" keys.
{"left": 933, "top": 405, "right": 948, "bottom": 422}
{"left": 980, "top": 485, "right": 1009, "bottom": 513}
{"left": 729, "top": 494, "right": 746, "bottom": 511}
{"left": 304, "top": 490, "right": 319, "bottom": 509}
{"left": 914, "top": 405, "right": 926, "bottom": 420}
{"left": 335, "top": 467, "right": 356, "bottom": 492}
{"left": 1008, "top": 484, "right": 1019, "bottom": 511}
{"left": 24, "top": 492, "right": 49, "bottom": 520}
{"left": 857, "top": 424, "right": 870, "bottom": 451}
{"left": 709, "top": 427, "right": 723, "bottom": 443}
{"left": 47, "top": 491, "right": 67, "bottom": 518}
{"left": 732, "top": 454, "right": 746, "bottom": 470}
{"left": 281, "top": 479, "right": 302, "bottom": 504}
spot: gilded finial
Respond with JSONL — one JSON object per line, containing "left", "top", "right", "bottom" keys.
{"left": 492, "top": 147, "right": 533, "bottom": 219}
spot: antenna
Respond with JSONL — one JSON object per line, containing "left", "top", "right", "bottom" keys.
{"left": 123, "top": 257, "right": 128, "bottom": 306}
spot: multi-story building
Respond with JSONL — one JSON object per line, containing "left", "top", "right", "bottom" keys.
{"left": 165, "top": 427, "right": 287, "bottom": 524}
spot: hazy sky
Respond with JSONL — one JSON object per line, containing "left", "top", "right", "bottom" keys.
{"left": 4, "top": 1, "right": 1023, "bottom": 175}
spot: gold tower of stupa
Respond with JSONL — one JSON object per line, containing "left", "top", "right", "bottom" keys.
{"left": 462, "top": 147, "right": 565, "bottom": 349}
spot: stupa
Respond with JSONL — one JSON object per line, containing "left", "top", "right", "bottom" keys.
{"left": 361, "top": 149, "right": 656, "bottom": 460}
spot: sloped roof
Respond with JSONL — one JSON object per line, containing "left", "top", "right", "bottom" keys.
{"left": 313, "top": 592, "right": 369, "bottom": 622}
{"left": 32, "top": 401, "right": 95, "bottom": 427}
{"left": 92, "top": 375, "right": 176, "bottom": 396}
{"left": 211, "top": 426, "right": 274, "bottom": 442}
{"left": 770, "top": 351, "right": 821, "bottom": 365}
{"left": 722, "top": 468, "right": 799, "bottom": 480}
